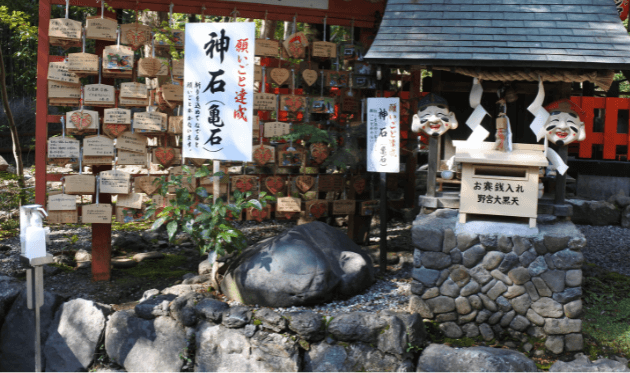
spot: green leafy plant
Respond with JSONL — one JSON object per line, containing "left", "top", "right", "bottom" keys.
{"left": 145, "top": 165, "right": 275, "bottom": 258}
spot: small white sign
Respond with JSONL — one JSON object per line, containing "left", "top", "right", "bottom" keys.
{"left": 367, "top": 97, "right": 400, "bottom": 173}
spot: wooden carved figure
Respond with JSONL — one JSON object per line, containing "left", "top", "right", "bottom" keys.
{"left": 411, "top": 93, "right": 458, "bottom": 137}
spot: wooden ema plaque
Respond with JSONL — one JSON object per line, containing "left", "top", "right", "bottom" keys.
{"left": 253, "top": 145, "right": 275, "bottom": 166}
{"left": 48, "top": 210, "right": 78, "bottom": 224}
{"left": 245, "top": 205, "right": 272, "bottom": 222}
{"left": 311, "top": 97, "right": 335, "bottom": 114}
{"left": 83, "top": 156, "right": 113, "bottom": 166}
{"left": 103, "top": 45, "right": 134, "bottom": 71}
{"left": 333, "top": 200, "right": 356, "bottom": 215}
{"left": 325, "top": 70, "right": 349, "bottom": 88}
{"left": 156, "top": 30, "right": 184, "bottom": 49}
{"left": 312, "top": 41, "right": 337, "bottom": 58}
{"left": 168, "top": 116, "right": 183, "bottom": 134}
{"left": 161, "top": 84, "right": 183, "bottom": 103}
{"left": 47, "top": 137, "right": 80, "bottom": 159}
{"left": 48, "top": 81, "right": 80, "bottom": 99}
{"left": 172, "top": 59, "right": 184, "bottom": 78}
{"left": 168, "top": 166, "right": 197, "bottom": 193}
{"left": 255, "top": 39, "right": 279, "bottom": 56}
{"left": 231, "top": 175, "right": 259, "bottom": 196}
{"left": 360, "top": 200, "right": 379, "bottom": 216}
{"left": 306, "top": 199, "right": 328, "bottom": 218}
{"left": 283, "top": 32, "right": 309, "bottom": 59}
{"left": 120, "top": 82, "right": 147, "bottom": 98}
{"left": 254, "top": 65, "right": 262, "bottom": 82}
{"left": 120, "top": 24, "right": 151, "bottom": 49}
{"left": 48, "top": 193, "right": 77, "bottom": 211}
{"left": 280, "top": 95, "right": 306, "bottom": 113}
{"left": 83, "top": 135, "right": 115, "bottom": 155}
{"left": 100, "top": 170, "right": 132, "bottom": 194}
{"left": 318, "top": 174, "right": 344, "bottom": 192}
{"left": 104, "top": 108, "right": 131, "bottom": 124}
{"left": 264, "top": 176, "right": 285, "bottom": 195}
{"left": 47, "top": 62, "right": 80, "bottom": 85}
{"left": 49, "top": 18, "right": 82, "bottom": 42}
{"left": 116, "top": 131, "right": 147, "bottom": 153}
{"left": 254, "top": 93, "right": 276, "bottom": 111}
{"left": 119, "top": 97, "right": 149, "bottom": 107}
{"left": 66, "top": 110, "right": 99, "bottom": 132}
{"left": 84, "top": 84, "right": 115, "bottom": 106}
{"left": 85, "top": 16, "right": 117, "bottom": 41}
{"left": 270, "top": 68, "right": 289, "bottom": 85}
{"left": 67, "top": 53, "right": 98, "bottom": 76}
{"left": 278, "top": 150, "right": 303, "bottom": 167}
{"left": 135, "top": 176, "right": 160, "bottom": 195}
{"left": 116, "top": 206, "right": 146, "bottom": 223}
{"left": 276, "top": 196, "right": 301, "bottom": 212}
{"left": 134, "top": 112, "right": 167, "bottom": 134}
{"left": 65, "top": 175, "right": 96, "bottom": 195}
{"left": 202, "top": 183, "right": 228, "bottom": 196}
{"left": 117, "top": 150, "right": 146, "bottom": 165}
{"left": 263, "top": 122, "right": 289, "bottom": 137}
{"left": 82, "top": 204, "right": 113, "bottom": 224}
{"left": 117, "top": 193, "right": 143, "bottom": 209}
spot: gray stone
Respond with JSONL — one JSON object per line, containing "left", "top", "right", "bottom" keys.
{"left": 377, "top": 312, "right": 427, "bottom": 358}
{"left": 532, "top": 277, "right": 553, "bottom": 297}
{"left": 462, "top": 323, "right": 480, "bottom": 338}
{"left": 487, "top": 281, "right": 508, "bottom": 300}
{"left": 545, "top": 253, "right": 557, "bottom": 270}
{"left": 413, "top": 250, "right": 422, "bottom": 268}
{"left": 255, "top": 308, "right": 287, "bottom": 333}
{"left": 457, "top": 232, "right": 479, "bottom": 251}
{"left": 450, "top": 249, "right": 463, "bottom": 264}
{"left": 489, "top": 311, "right": 504, "bottom": 325}
{"left": 492, "top": 325, "right": 505, "bottom": 337}
{"left": 412, "top": 267, "right": 441, "bottom": 287}
{"left": 195, "top": 298, "right": 229, "bottom": 323}
{"left": 161, "top": 284, "right": 207, "bottom": 297}
{"left": 511, "top": 294, "right": 532, "bottom": 315}
{"left": 553, "top": 287, "right": 582, "bottom": 304}
{"left": 422, "top": 287, "right": 440, "bottom": 299}
{"left": 479, "top": 294, "right": 498, "bottom": 312}
{"left": 463, "top": 244, "right": 486, "bottom": 268}
{"left": 565, "top": 269, "right": 583, "bottom": 287}
{"left": 541, "top": 270, "right": 566, "bottom": 293}
{"left": 455, "top": 297, "right": 472, "bottom": 315}
{"left": 491, "top": 269, "right": 514, "bottom": 286}
{"left": 423, "top": 252, "right": 452, "bottom": 270}
{"left": 328, "top": 312, "right": 387, "bottom": 343}
{"left": 410, "top": 280, "right": 424, "bottom": 295}
{"left": 43, "top": 299, "right": 110, "bottom": 372}
{"left": 75, "top": 249, "right": 92, "bottom": 262}
{"left": 500, "top": 310, "right": 516, "bottom": 327}
{"left": 482, "top": 252, "right": 505, "bottom": 271}
{"left": 222, "top": 306, "right": 252, "bottom": 328}
{"left": 287, "top": 311, "right": 325, "bottom": 341}
{"left": 111, "top": 257, "right": 137, "bottom": 268}
{"left": 479, "top": 324, "right": 494, "bottom": 341}
{"left": 426, "top": 296, "right": 456, "bottom": 314}
{"left": 510, "top": 315, "right": 531, "bottom": 332}
{"left": 135, "top": 294, "right": 176, "bottom": 320}
{"left": 460, "top": 280, "right": 480, "bottom": 297}
{"left": 416, "top": 344, "right": 537, "bottom": 372}
{"left": 623, "top": 206, "right": 630, "bottom": 229}
{"left": 565, "top": 333, "right": 584, "bottom": 352}
{"left": 532, "top": 298, "right": 564, "bottom": 318}
{"left": 439, "top": 322, "right": 463, "bottom": 338}
{"left": 524, "top": 281, "right": 540, "bottom": 302}
{"left": 436, "top": 269, "right": 450, "bottom": 287}
{"left": 544, "top": 318, "right": 582, "bottom": 334}
{"left": 439, "top": 279, "right": 460, "bottom": 297}
{"left": 504, "top": 285, "right": 526, "bottom": 299}
{"left": 508, "top": 268, "right": 531, "bottom": 285}
{"left": 0, "top": 276, "right": 23, "bottom": 329}
{"left": 443, "top": 228, "right": 457, "bottom": 253}
{"left": 496, "top": 296, "right": 513, "bottom": 312}
{"left": 170, "top": 292, "right": 204, "bottom": 327}
{"left": 498, "top": 253, "right": 519, "bottom": 273}
{"left": 532, "top": 237, "right": 548, "bottom": 255}
{"left": 469, "top": 265, "right": 493, "bottom": 285}
{"left": 469, "top": 295, "right": 483, "bottom": 310}
{"left": 196, "top": 322, "right": 299, "bottom": 372}
{"left": 527, "top": 325, "right": 547, "bottom": 339}
{"left": 449, "top": 265, "right": 470, "bottom": 287}
{"left": 564, "top": 300, "right": 583, "bottom": 318}
{"left": 552, "top": 249, "right": 584, "bottom": 270}
{"left": 459, "top": 310, "right": 478, "bottom": 324}
{"left": 409, "top": 295, "right": 434, "bottom": 319}
{"left": 526, "top": 309, "right": 545, "bottom": 326}
{"left": 412, "top": 210, "right": 458, "bottom": 251}
{"left": 528, "top": 256, "right": 549, "bottom": 277}
{"left": 519, "top": 249, "right": 538, "bottom": 268}
{"left": 198, "top": 260, "right": 213, "bottom": 275}
{"left": 182, "top": 274, "right": 212, "bottom": 285}
{"left": 513, "top": 236, "right": 532, "bottom": 256}
{"left": 243, "top": 323, "right": 257, "bottom": 338}
{"left": 546, "top": 335, "right": 564, "bottom": 354}
{"left": 508, "top": 329, "right": 528, "bottom": 343}
{"left": 105, "top": 312, "right": 186, "bottom": 372}
{"left": 480, "top": 234, "right": 498, "bottom": 249}
{"left": 0, "top": 289, "right": 65, "bottom": 372}
{"left": 544, "top": 235, "right": 570, "bottom": 254}
{"left": 133, "top": 251, "right": 165, "bottom": 262}
{"left": 476, "top": 310, "right": 492, "bottom": 323}
{"left": 550, "top": 353, "right": 630, "bottom": 372}
{"left": 568, "top": 236, "right": 587, "bottom": 250}
{"left": 569, "top": 200, "right": 620, "bottom": 226}
{"left": 306, "top": 341, "right": 404, "bottom": 372}
{"left": 481, "top": 279, "right": 498, "bottom": 294}
{"left": 498, "top": 235, "right": 513, "bottom": 253}
{"left": 221, "top": 221, "right": 374, "bottom": 307}
{"left": 436, "top": 312, "right": 458, "bottom": 322}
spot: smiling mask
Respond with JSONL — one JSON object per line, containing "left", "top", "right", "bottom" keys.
{"left": 544, "top": 99, "right": 586, "bottom": 146}
{"left": 412, "top": 93, "right": 458, "bottom": 137}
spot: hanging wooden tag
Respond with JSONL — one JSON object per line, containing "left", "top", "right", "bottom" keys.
{"left": 302, "top": 69, "right": 318, "bottom": 87}
{"left": 104, "top": 108, "right": 132, "bottom": 124}
{"left": 333, "top": 200, "right": 356, "bottom": 215}
{"left": 168, "top": 116, "right": 183, "bottom": 134}
{"left": 325, "top": 70, "right": 349, "bottom": 87}
{"left": 172, "top": 59, "right": 184, "bottom": 79}
{"left": 296, "top": 175, "right": 315, "bottom": 193}
{"left": 311, "top": 97, "right": 336, "bottom": 114}
{"left": 116, "top": 206, "right": 146, "bottom": 223}
{"left": 352, "top": 176, "right": 367, "bottom": 195}
{"left": 270, "top": 68, "right": 290, "bottom": 85}
{"left": 103, "top": 124, "right": 129, "bottom": 138}
{"left": 306, "top": 199, "right": 328, "bottom": 218}
{"left": 135, "top": 176, "right": 160, "bottom": 195}
{"left": 342, "top": 94, "right": 359, "bottom": 114}
{"left": 134, "top": 112, "right": 167, "bottom": 134}
{"left": 118, "top": 150, "right": 146, "bottom": 165}
{"left": 319, "top": 174, "right": 344, "bottom": 192}
{"left": 253, "top": 144, "right": 275, "bottom": 166}
{"left": 254, "top": 93, "right": 277, "bottom": 111}
{"left": 66, "top": 110, "right": 99, "bottom": 132}
{"left": 120, "top": 23, "right": 151, "bottom": 50}
{"left": 48, "top": 193, "right": 77, "bottom": 211}
{"left": 48, "top": 81, "right": 80, "bottom": 100}
{"left": 168, "top": 166, "right": 197, "bottom": 193}
{"left": 283, "top": 32, "right": 309, "bottom": 59}
{"left": 100, "top": 170, "right": 132, "bottom": 194}
{"left": 161, "top": 84, "right": 183, "bottom": 103}
{"left": 84, "top": 135, "right": 115, "bottom": 157}
{"left": 278, "top": 149, "right": 303, "bottom": 167}
{"left": 47, "top": 62, "right": 80, "bottom": 85}
{"left": 361, "top": 200, "right": 379, "bottom": 216}
{"left": 254, "top": 65, "right": 262, "bottom": 82}
{"left": 156, "top": 57, "right": 170, "bottom": 77}
{"left": 117, "top": 193, "right": 143, "bottom": 209}
{"left": 276, "top": 196, "right": 301, "bottom": 212}
{"left": 65, "top": 175, "right": 96, "bottom": 195}
{"left": 47, "top": 137, "right": 80, "bottom": 160}
{"left": 310, "top": 143, "right": 330, "bottom": 165}
{"left": 82, "top": 203, "right": 113, "bottom": 224}
{"left": 120, "top": 82, "right": 148, "bottom": 98}
{"left": 255, "top": 39, "right": 279, "bottom": 56}
{"left": 84, "top": 84, "right": 116, "bottom": 106}
{"left": 67, "top": 53, "right": 98, "bottom": 75}
{"left": 231, "top": 175, "right": 259, "bottom": 195}
{"left": 264, "top": 176, "right": 285, "bottom": 195}
{"left": 103, "top": 45, "right": 134, "bottom": 71}
{"left": 263, "top": 122, "right": 290, "bottom": 138}
{"left": 116, "top": 131, "right": 147, "bottom": 153}
{"left": 341, "top": 43, "right": 360, "bottom": 60}
{"left": 85, "top": 16, "right": 117, "bottom": 41}
{"left": 189, "top": 158, "right": 206, "bottom": 167}
{"left": 246, "top": 205, "right": 272, "bottom": 222}
{"left": 153, "top": 146, "right": 177, "bottom": 168}
{"left": 138, "top": 57, "right": 162, "bottom": 78}
{"left": 312, "top": 41, "right": 337, "bottom": 58}
{"left": 83, "top": 156, "right": 113, "bottom": 165}
{"left": 49, "top": 18, "right": 82, "bottom": 45}
{"left": 119, "top": 97, "right": 149, "bottom": 107}
{"left": 281, "top": 95, "right": 306, "bottom": 113}
{"left": 253, "top": 116, "right": 260, "bottom": 140}
{"left": 48, "top": 210, "right": 78, "bottom": 224}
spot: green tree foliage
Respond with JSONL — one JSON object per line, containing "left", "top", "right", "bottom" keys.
{"left": 0, "top": 5, "right": 38, "bottom": 98}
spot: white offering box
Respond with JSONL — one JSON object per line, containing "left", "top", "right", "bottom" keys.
{"left": 454, "top": 142, "right": 547, "bottom": 228}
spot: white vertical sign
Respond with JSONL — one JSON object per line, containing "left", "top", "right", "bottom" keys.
{"left": 367, "top": 97, "right": 400, "bottom": 173}
{"left": 184, "top": 23, "right": 255, "bottom": 162}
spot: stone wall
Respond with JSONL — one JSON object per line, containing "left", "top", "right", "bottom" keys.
{"left": 409, "top": 209, "right": 585, "bottom": 354}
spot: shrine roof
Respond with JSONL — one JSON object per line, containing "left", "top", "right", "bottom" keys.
{"left": 364, "top": 0, "right": 630, "bottom": 70}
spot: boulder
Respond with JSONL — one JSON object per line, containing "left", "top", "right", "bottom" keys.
{"left": 416, "top": 344, "right": 537, "bottom": 372}
{"left": 222, "top": 306, "right": 252, "bottom": 328}
{"left": 550, "top": 353, "right": 630, "bottom": 372}
{"left": 221, "top": 222, "right": 374, "bottom": 307}
{"left": 0, "top": 276, "right": 23, "bottom": 329}
{"left": 254, "top": 308, "right": 287, "bottom": 333}
{"left": 378, "top": 311, "right": 427, "bottom": 358}
{"left": 105, "top": 311, "right": 186, "bottom": 372}
{"left": 195, "top": 298, "right": 229, "bottom": 322}
{"left": 135, "top": 294, "right": 176, "bottom": 320}
{"left": 170, "top": 292, "right": 205, "bottom": 326}
{"left": 568, "top": 199, "right": 620, "bottom": 226}
{"left": 287, "top": 311, "right": 325, "bottom": 341}
{"left": 43, "top": 299, "right": 111, "bottom": 372}
{"left": 113, "top": 233, "right": 146, "bottom": 252}
{"left": 195, "top": 322, "right": 300, "bottom": 371}
{"left": 305, "top": 341, "right": 407, "bottom": 372}
{"left": 328, "top": 312, "right": 387, "bottom": 343}
{"left": 0, "top": 289, "right": 65, "bottom": 372}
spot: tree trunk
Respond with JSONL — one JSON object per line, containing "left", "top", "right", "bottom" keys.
{"left": 0, "top": 47, "right": 25, "bottom": 205}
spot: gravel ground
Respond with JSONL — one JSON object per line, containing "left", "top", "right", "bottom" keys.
{"left": 577, "top": 224, "right": 630, "bottom": 276}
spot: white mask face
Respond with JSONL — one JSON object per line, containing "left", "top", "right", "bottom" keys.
{"left": 545, "top": 111, "right": 585, "bottom": 146}
{"left": 411, "top": 105, "right": 458, "bottom": 137}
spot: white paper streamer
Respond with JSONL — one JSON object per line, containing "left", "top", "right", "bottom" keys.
{"left": 465, "top": 78, "right": 490, "bottom": 144}
{"left": 505, "top": 115, "right": 513, "bottom": 152}
{"left": 546, "top": 147, "right": 569, "bottom": 175}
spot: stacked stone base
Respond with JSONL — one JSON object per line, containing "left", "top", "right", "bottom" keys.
{"left": 409, "top": 209, "right": 585, "bottom": 354}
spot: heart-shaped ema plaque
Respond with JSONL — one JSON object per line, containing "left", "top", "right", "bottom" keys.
{"left": 265, "top": 176, "right": 284, "bottom": 195}
{"left": 235, "top": 178, "right": 254, "bottom": 193}
{"left": 282, "top": 95, "right": 305, "bottom": 113}
{"left": 135, "top": 176, "right": 160, "bottom": 195}
{"left": 253, "top": 146, "right": 273, "bottom": 166}
{"left": 309, "top": 202, "right": 327, "bottom": 218}
{"left": 302, "top": 69, "right": 318, "bottom": 86}
{"left": 70, "top": 111, "right": 93, "bottom": 131}
{"left": 296, "top": 175, "right": 314, "bottom": 193}
{"left": 188, "top": 158, "right": 206, "bottom": 167}
{"left": 310, "top": 143, "right": 329, "bottom": 165}
{"left": 154, "top": 146, "right": 176, "bottom": 168}
{"left": 126, "top": 27, "right": 148, "bottom": 50}
{"left": 353, "top": 177, "right": 366, "bottom": 195}
{"left": 270, "top": 68, "right": 290, "bottom": 86}
{"left": 250, "top": 207, "right": 268, "bottom": 222}
{"left": 104, "top": 123, "right": 129, "bottom": 138}
{"left": 138, "top": 57, "right": 162, "bottom": 77}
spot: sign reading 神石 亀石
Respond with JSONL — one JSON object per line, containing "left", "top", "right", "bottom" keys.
{"left": 183, "top": 23, "right": 254, "bottom": 162}
{"left": 367, "top": 97, "right": 400, "bottom": 173}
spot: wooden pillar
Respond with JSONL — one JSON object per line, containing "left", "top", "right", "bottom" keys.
{"left": 35, "top": 0, "right": 51, "bottom": 206}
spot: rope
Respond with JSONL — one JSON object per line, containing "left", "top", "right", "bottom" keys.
{"left": 433, "top": 67, "right": 615, "bottom": 91}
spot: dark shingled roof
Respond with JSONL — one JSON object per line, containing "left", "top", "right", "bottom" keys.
{"left": 364, "top": 0, "right": 630, "bottom": 69}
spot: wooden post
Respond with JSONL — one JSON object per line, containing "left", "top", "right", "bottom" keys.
{"left": 426, "top": 136, "right": 439, "bottom": 197}
{"left": 379, "top": 172, "right": 387, "bottom": 272}
{"left": 35, "top": 0, "right": 51, "bottom": 206}
{"left": 554, "top": 145, "right": 568, "bottom": 206}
